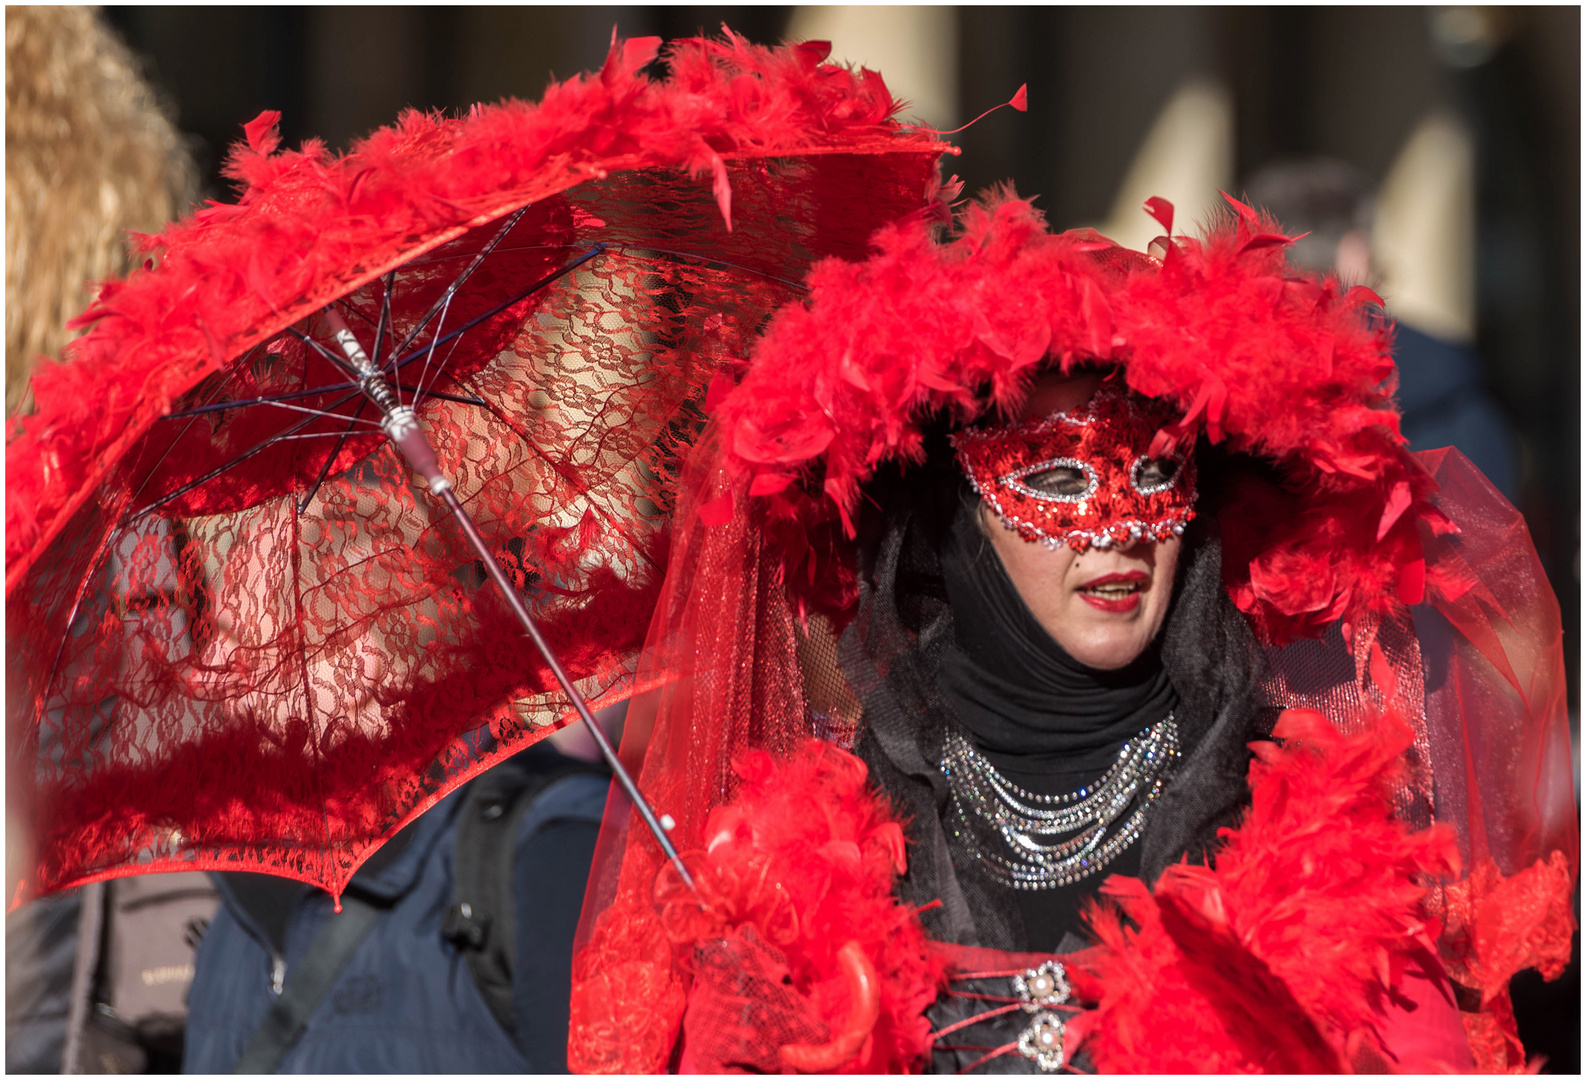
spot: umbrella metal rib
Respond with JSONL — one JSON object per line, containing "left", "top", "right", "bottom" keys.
{"left": 162, "top": 244, "right": 606, "bottom": 423}
{"left": 385, "top": 207, "right": 528, "bottom": 402}
{"left": 297, "top": 398, "right": 371, "bottom": 512}
{"left": 126, "top": 389, "right": 364, "bottom": 524}
{"left": 140, "top": 242, "right": 609, "bottom": 523}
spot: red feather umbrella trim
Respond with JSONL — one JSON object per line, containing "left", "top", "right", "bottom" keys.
{"left": 708, "top": 193, "right": 1447, "bottom": 644}
{"left": 6, "top": 29, "right": 942, "bottom": 593}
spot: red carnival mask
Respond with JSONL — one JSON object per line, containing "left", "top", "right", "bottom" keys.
{"left": 952, "top": 382, "right": 1197, "bottom": 551}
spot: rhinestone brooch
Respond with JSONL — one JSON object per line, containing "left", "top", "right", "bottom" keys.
{"left": 1017, "top": 1011, "right": 1068, "bottom": 1072}
{"left": 1013, "top": 959, "right": 1071, "bottom": 1012}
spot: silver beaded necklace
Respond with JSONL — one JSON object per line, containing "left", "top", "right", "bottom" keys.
{"left": 941, "top": 715, "right": 1179, "bottom": 890}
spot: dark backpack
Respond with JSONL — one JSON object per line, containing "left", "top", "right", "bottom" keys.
{"left": 229, "top": 753, "right": 607, "bottom": 1073}
{"left": 440, "top": 757, "right": 606, "bottom": 1035}
{"left": 6, "top": 872, "right": 220, "bottom": 1075}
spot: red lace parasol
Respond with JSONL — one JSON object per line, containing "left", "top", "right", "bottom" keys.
{"left": 5, "top": 31, "right": 950, "bottom": 903}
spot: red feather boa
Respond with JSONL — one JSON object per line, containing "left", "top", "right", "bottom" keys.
{"left": 1064, "top": 708, "right": 1465, "bottom": 1073}
{"left": 570, "top": 740, "right": 943, "bottom": 1073}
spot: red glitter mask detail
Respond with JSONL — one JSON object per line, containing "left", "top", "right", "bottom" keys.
{"left": 952, "top": 383, "right": 1197, "bottom": 551}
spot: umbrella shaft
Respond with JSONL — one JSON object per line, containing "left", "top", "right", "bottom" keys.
{"left": 322, "top": 307, "right": 693, "bottom": 889}
{"left": 434, "top": 484, "right": 694, "bottom": 889}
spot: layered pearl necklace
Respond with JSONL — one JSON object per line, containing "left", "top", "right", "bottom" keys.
{"left": 941, "top": 715, "right": 1179, "bottom": 890}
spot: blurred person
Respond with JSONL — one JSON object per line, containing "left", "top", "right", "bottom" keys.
{"left": 5, "top": 5, "right": 197, "bottom": 416}
{"left": 180, "top": 715, "right": 615, "bottom": 1074}
{"left": 5, "top": 6, "right": 207, "bottom": 1074}
{"left": 1243, "top": 157, "right": 1520, "bottom": 501}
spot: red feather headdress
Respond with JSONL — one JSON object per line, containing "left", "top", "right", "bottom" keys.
{"left": 707, "top": 191, "right": 1451, "bottom": 644}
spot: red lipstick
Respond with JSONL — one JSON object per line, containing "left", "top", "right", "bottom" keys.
{"left": 1077, "top": 571, "right": 1149, "bottom": 613}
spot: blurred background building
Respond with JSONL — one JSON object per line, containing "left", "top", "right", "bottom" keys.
{"left": 10, "top": 5, "right": 1580, "bottom": 1071}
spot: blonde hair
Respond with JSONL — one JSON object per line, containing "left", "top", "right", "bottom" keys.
{"left": 6, "top": 6, "right": 198, "bottom": 414}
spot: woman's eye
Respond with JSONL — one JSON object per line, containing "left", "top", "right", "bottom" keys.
{"left": 1132, "top": 456, "right": 1180, "bottom": 493}
{"left": 1025, "top": 466, "right": 1091, "bottom": 497}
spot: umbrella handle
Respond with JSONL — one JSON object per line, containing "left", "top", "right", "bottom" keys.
{"left": 321, "top": 310, "right": 696, "bottom": 891}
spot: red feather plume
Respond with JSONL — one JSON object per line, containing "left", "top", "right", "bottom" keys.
{"left": 571, "top": 740, "right": 943, "bottom": 1073}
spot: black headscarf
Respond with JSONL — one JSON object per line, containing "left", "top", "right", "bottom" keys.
{"left": 934, "top": 498, "right": 1179, "bottom": 793}
{"left": 844, "top": 447, "right": 1271, "bottom": 956}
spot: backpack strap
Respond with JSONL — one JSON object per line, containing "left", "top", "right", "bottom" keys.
{"left": 443, "top": 759, "right": 604, "bottom": 1036}
{"left": 231, "top": 894, "right": 381, "bottom": 1074}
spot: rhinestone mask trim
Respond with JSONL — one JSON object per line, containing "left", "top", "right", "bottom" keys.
{"left": 941, "top": 716, "right": 1179, "bottom": 890}
{"left": 1005, "top": 457, "right": 1098, "bottom": 504}
{"left": 952, "top": 383, "right": 1196, "bottom": 551}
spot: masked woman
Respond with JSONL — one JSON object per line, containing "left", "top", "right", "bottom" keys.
{"left": 564, "top": 189, "right": 1574, "bottom": 1073}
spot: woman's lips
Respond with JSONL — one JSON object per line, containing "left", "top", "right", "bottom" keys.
{"left": 1077, "top": 571, "right": 1149, "bottom": 613}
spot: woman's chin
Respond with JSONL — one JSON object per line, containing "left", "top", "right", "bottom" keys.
{"left": 1056, "top": 626, "right": 1152, "bottom": 670}
{"left": 1041, "top": 594, "right": 1156, "bottom": 667}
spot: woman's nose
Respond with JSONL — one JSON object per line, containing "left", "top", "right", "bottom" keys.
{"left": 1099, "top": 530, "right": 1166, "bottom": 554}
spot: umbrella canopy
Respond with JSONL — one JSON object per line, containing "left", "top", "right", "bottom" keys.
{"left": 7, "top": 31, "right": 949, "bottom": 901}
